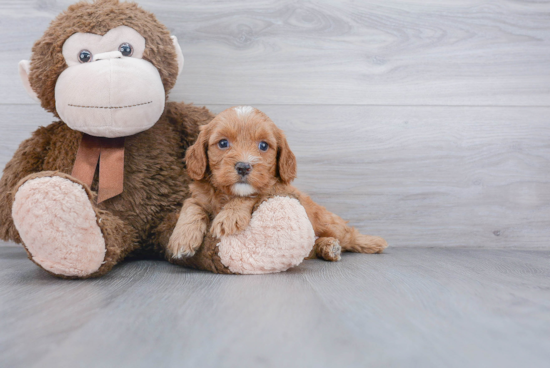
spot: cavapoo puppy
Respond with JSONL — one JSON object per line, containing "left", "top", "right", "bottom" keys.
{"left": 168, "top": 106, "right": 388, "bottom": 261}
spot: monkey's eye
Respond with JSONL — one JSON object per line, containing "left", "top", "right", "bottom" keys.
{"left": 218, "top": 139, "right": 230, "bottom": 150}
{"left": 78, "top": 50, "right": 92, "bottom": 63}
{"left": 258, "top": 141, "right": 269, "bottom": 151}
{"left": 118, "top": 43, "right": 133, "bottom": 57}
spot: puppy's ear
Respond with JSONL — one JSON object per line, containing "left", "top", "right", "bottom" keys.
{"left": 185, "top": 126, "right": 210, "bottom": 181}
{"left": 276, "top": 129, "right": 297, "bottom": 184}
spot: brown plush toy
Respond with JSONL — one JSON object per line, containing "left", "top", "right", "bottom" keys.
{"left": 0, "top": 0, "right": 319, "bottom": 278}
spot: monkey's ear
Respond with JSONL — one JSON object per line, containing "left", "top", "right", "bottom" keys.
{"left": 185, "top": 127, "right": 209, "bottom": 181}
{"left": 170, "top": 36, "right": 184, "bottom": 77}
{"left": 18, "top": 60, "right": 39, "bottom": 103}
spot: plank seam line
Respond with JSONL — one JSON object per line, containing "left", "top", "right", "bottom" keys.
{"left": 2, "top": 103, "right": 550, "bottom": 108}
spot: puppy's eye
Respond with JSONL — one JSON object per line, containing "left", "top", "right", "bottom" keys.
{"left": 78, "top": 50, "right": 92, "bottom": 63}
{"left": 218, "top": 139, "right": 230, "bottom": 149}
{"left": 118, "top": 43, "right": 133, "bottom": 57}
{"left": 258, "top": 141, "right": 269, "bottom": 151}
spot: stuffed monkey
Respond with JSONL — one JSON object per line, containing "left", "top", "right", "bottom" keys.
{"left": 0, "top": 0, "right": 315, "bottom": 278}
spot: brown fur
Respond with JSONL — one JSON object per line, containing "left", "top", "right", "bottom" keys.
{"left": 0, "top": 0, "right": 216, "bottom": 278}
{"left": 167, "top": 107, "right": 388, "bottom": 260}
{"left": 0, "top": 102, "right": 215, "bottom": 277}
{"left": 28, "top": 0, "right": 180, "bottom": 117}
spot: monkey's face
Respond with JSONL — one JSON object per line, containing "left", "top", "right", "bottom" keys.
{"left": 51, "top": 26, "right": 169, "bottom": 138}
{"left": 19, "top": 0, "right": 184, "bottom": 137}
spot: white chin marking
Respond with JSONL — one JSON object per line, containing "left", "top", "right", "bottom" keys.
{"left": 233, "top": 106, "right": 255, "bottom": 117}
{"left": 232, "top": 183, "right": 256, "bottom": 197}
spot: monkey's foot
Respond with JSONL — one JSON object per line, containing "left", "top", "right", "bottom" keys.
{"left": 12, "top": 176, "right": 106, "bottom": 277}
{"left": 217, "top": 196, "right": 315, "bottom": 274}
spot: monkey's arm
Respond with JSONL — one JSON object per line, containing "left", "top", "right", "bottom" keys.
{"left": 0, "top": 127, "right": 52, "bottom": 242}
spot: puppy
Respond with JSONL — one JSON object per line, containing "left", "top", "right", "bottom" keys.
{"left": 167, "top": 106, "right": 388, "bottom": 261}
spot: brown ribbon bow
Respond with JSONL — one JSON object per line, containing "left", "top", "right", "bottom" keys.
{"left": 72, "top": 134, "right": 125, "bottom": 203}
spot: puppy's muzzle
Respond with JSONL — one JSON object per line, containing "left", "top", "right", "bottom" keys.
{"left": 235, "top": 162, "right": 252, "bottom": 177}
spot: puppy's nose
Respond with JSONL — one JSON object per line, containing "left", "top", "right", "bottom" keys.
{"left": 235, "top": 162, "right": 252, "bottom": 176}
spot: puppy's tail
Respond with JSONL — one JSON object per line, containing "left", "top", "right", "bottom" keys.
{"left": 342, "top": 227, "right": 388, "bottom": 254}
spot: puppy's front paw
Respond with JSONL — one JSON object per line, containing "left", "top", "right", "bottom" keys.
{"left": 167, "top": 225, "right": 205, "bottom": 259}
{"left": 210, "top": 210, "right": 251, "bottom": 238}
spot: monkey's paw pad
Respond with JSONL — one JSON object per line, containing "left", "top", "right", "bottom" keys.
{"left": 12, "top": 176, "right": 106, "bottom": 277}
{"left": 217, "top": 197, "right": 315, "bottom": 274}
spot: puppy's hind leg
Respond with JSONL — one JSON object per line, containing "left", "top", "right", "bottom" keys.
{"left": 343, "top": 227, "right": 388, "bottom": 254}
{"left": 313, "top": 211, "right": 388, "bottom": 255}
{"left": 301, "top": 193, "right": 388, "bottom": 257}
{"left": 308, "top": 237, "right": 342, "bottom": 262}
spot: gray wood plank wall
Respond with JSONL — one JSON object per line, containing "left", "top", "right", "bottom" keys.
{"left": 1, "top": 0, "right": 549, "bottom": 248}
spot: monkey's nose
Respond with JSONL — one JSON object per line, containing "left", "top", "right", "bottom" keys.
{"left": 93, "top": 51, "right": 123, "bottom": 62}
{"left": 235, "top": 162, "right": 252, "bottom": 177}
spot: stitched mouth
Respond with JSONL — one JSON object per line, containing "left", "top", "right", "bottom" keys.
{"left": 68, "top": 101, "right": 152, "bottom": 109}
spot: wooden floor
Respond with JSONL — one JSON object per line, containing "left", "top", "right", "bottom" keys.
{"left": 1, "top": 246, "right": 549, "bottom": 368}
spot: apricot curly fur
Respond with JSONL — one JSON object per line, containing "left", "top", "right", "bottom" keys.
{"left": 168, "top": 107, "right": 388, "bottom": 262}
